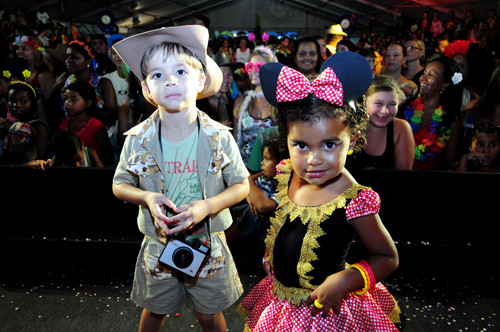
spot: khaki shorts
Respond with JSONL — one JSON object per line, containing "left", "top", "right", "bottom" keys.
{"left": 131, "top": 232, "right": 243, "bottom": 315}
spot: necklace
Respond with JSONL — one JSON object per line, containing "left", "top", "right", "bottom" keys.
{"left": 404, "top": 96, "right": 451, "bottom": 162}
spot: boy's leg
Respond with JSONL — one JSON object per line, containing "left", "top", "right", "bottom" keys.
{"left": 139, "top": 309, "right": 166, "bottom": 332}
{"left": 193, "top": 311, "right": 227, "bottom": 332}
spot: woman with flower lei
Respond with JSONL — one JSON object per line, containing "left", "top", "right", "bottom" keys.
{"left": 403, "top": 56, "right": 463, "bottom": 170}
{"left": 49, "top": 40, "right": 117, "bottom": 132}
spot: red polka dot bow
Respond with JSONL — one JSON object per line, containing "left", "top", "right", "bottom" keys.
{"left": 276, "top": 66, "right": 344, "bottom": 106}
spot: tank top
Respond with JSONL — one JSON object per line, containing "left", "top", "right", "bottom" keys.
{"left": 346, "top": 121, "right": 395, "bottom": 170}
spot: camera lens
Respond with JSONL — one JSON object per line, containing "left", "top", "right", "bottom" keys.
{"left": 172, "top": 247, "right": 194, "bottom": 269}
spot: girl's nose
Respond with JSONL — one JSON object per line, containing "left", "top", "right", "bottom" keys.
{"left": 307, "top": 150, "right": 322, "bottom": 165}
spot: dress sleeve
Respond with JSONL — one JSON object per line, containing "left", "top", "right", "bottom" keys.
{"left": 346, "top": 189, "right": 381, "bottom": 221}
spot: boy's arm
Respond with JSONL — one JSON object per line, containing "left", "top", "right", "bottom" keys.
{"left": 247, "top": 173, "right": 278, "bottom": 215}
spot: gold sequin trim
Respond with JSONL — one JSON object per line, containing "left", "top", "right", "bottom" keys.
{"left": 267, "top": 159, "right": 368, "bottom": 305}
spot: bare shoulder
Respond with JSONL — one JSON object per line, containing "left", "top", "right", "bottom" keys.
{"left": 393, "top": 118, "right": 412, "bottom": 135}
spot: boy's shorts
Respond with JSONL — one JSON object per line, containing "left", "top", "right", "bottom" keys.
{"left": 131, "top": 232, "right": 243, "bottom": 315}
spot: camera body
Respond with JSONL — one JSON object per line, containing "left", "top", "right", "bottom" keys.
{"left": 158, "top": 234, "right": 210, "bottom": 277}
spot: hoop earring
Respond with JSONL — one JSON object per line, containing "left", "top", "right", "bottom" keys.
{"left": 347, "top": 149, "right": 353, "bottom": 155}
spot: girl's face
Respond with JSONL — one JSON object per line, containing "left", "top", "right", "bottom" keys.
{"left": 65, "top": 47, "right": 90, "bottom": 74}
{"left": 8, "top": 89, "right": 33, "bottom": 121}
{"left": 405, "top": 41, "right": 423, "bottom": 62}
{"left": 248, "top": 55, "right": 266, "bottom": 86}
{"left": 63, "top": 90, "right": 91, "bottom": 116}
{"left": 471, "top": 133, "right": 499, "bottom": 166}
{"left": 261, "top": 146, "right": 279, "bottom": 181}
{"left": 296, "top": 42, "right": 318, "bottom": 75}
{"left": 287, "top": 117, "right": 356, "bottom": 186}
{"left": 366, "top": 91, "right": 399, "bottom": 128}
{"left": 385, "top": 44, "right": 405, "bottom": 73}
{"left": 419, "top": 61, "right": 447, "bottom": 97}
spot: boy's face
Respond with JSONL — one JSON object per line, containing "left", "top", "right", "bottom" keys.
{"left": 261, "top": 146, "right": 279, "bottom": 181}
{"left": 142, "top": 51, "right": 205, "bottom": 112}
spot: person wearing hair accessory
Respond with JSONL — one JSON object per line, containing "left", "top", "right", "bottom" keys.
{"left": 238, "top": 51, "right": 400, "bottom": 331}
{"left": 14, "top": 35, "right": 56, "bottom": 104}
{"left": 5, "top": 81, "right": 50, "bottom": 160}
{"left": 49, "top": 40, "right": 117, "bottom": 135}
{"left": 403, "top": 56, "right": 464, "bottom": 170}
{"left": 233, "top": 46, "right": 278, "bottom": 167}
{"left": 111, "top": 25, "right": 249, "bottom": 332}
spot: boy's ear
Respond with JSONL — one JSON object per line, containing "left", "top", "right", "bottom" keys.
{"left": 197, "top": 72, "right": 207, "bottom": 94}
{"left": 141, "top": 81, "right": 152, "bottom": 98}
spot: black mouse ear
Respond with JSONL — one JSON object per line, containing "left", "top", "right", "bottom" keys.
{"left": 320, "top": 51, "right": 372, "bottom": 103}
{"left": 259, "top": 62, "right": 285, "bottom": 107}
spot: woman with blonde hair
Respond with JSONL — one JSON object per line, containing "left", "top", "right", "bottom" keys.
{"left": 233, "top": 46, "right": 278, "bottom": 166}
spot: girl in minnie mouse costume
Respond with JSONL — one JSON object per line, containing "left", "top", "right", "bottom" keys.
{"left": 239, "top": 52, "right": 401, "bottom": 331}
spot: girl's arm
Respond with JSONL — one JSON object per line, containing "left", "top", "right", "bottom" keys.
{"left": 247, "top": 172, "right": 278, "bottom": 215}
{"left": 232, "top": 95, "right": 244, "bottom": 140}
{"left": 393, "top": 118, "right": 415, "bottom": 170}
{"left": 31, "top": 122, "right": 50, "bottom": 159}
{"left": 306, "top": 213, "right": 398, "bottom": 316}
{"left": 98, "top": 78, "right": 118, "bottom": 127}
{"left": 95, "top": 126, "right": 114, "bottom": 167}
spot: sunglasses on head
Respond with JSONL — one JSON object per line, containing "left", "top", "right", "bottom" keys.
{"left": 245, "top": 62, "right": 264, "bottom": 73}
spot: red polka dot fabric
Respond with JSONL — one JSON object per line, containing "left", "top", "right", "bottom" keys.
{"left": 276, "top": 67, "right": 344, "bottom": 106}
{"left": 240, "top": 275, "right": 399, "bottom": 331}
{"left": 346, "top": 189, "right": 381, "bottom": 220}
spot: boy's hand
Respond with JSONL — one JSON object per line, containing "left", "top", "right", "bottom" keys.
{"left": 164, "top": 200, "right": 210, "bottom": 235}
{"left": 144, "top": 192, "right": 176, "bottom": 233}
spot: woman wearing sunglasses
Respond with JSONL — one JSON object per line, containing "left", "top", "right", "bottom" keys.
{"left": 233, "top": 46, "right": 278, "bottom": 167}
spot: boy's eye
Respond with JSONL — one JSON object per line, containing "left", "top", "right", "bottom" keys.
{"left": 152, "top": 73, "right": 163, "bottom": 79}
{"left": 177, "top": 69, "right": 187, "bottom": 75}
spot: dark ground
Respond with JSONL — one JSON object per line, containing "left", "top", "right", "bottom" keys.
{"left": 1, "top": 238, "right": 498, "bottom": 332}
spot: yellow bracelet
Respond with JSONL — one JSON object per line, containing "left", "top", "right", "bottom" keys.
{"left": 348, "top": 263, "right": 369, "bottom": 295}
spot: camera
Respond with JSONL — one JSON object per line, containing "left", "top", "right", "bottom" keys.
{"left": 158, "top": 233, "right": 210, "bottom": 277}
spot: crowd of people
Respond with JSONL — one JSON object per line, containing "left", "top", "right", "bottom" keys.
{"left": 1, "top": 4, "right": 499, "bottom": 331}
{"left": 1, "top": 7, "right": 499, "bottom": 172}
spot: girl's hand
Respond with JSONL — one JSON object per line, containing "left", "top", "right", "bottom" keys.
{"left": 165, "top": 200, "right": 210, "bottom": 235}
{"left": 143, "top": 192, "right": 176, "bottom": 233}
{"left": 305, "top": 273, "right": 348, "bottom": 317}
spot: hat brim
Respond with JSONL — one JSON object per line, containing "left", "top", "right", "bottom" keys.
{"left": 113, "top": 25, "right": 222, "bottom": 106}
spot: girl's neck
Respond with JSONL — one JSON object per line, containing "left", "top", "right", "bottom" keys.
{"left": 422, "top": 94, "right": 441, "bottom": 110}
{"left": 406, "top": 59, "right": 423, "bottom": 72}
{"left": 70, "top": 111, "right": 90, "bottom": 122}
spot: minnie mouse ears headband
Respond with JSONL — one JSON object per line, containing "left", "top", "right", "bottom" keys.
{"left": 260, "top": 51, "right": 372, "bottom": 107}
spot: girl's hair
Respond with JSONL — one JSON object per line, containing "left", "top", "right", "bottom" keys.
{"left": 68, "top": 41, "right": 94, "bottom": 60}
{"left": 428, "top": 56, "right": 463, "bottom": 122}
{"left": 365, "top": 75, "right": 406, "bottom": 104}
{"left": 276, "top": 95, "right": 369, "bottom": 154}
{"left": 8, "top": 81, "right": 37, "bottom": 112}
{"left": 263, "top": 137, "right": 289, "bottom": 162}
{"left": 140, "top": 42, "right": 205, "bottom": 79}
{"left": 250, "top": 46, "right": 278, "bottom": 64}
{"left": 63, "top": 81, "right": 97, "bottom": 106}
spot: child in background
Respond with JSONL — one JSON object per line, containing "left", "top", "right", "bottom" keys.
{"left": 456, "top": 122, "right": 500, "bottom": 172}
{"left": 245, "top": 138, "right": 289, "bottom": 252}
{"left": 59, "top": 81, "right": 113, "bottom": 167}
{"left": 7, "top": 81, "right": 49, "bottom": 159}
{"left": 111, "top": 26, "right": 249, "bottom": 332}
{"left": 240, "top": 52, "right": 400, "bottom": 331}
{"left": 50, "top": 130, "right": 104, "bottom": 167}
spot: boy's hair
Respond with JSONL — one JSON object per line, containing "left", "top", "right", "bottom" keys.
{"left": 276, "top": 94, "right": 368, "bottom": 154}
{"left": 263, "top": 137, "right": 289, "bottom": 163}
{"left": 140, "top": 42, "right": 205, "bottom": 80}
{"left": 359, "top": 47, "right": 375, "bottom": 59}
{"left": 365, "top": 75, "right": 406, "bottom": 104}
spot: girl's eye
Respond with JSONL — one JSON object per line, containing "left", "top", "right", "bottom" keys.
{"left": 294, "top": 142, "right": 307, "bottom": 150}
{"left": 325, "top": 142, "right": 336, "bottom": 149}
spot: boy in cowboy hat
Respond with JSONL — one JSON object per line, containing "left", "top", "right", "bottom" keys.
{"left": 112, "top": 25, "right": 249, "bottom": 332}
